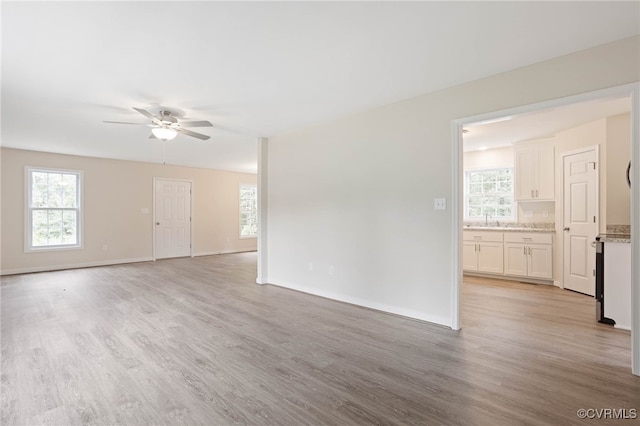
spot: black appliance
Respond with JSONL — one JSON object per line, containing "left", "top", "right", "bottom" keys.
{"left": 594, "top": 236, "right": 615, "bottom": 325}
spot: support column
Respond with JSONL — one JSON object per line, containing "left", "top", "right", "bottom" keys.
{"left": 256, "top": 137, "right": 269, "bottom": 284}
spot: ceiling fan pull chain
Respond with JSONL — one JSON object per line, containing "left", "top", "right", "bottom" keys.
{"left": 163, "top": 140, "right": 167, "bottom": 165}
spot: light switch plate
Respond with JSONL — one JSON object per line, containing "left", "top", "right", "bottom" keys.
{"left": 434, "top": 198, "right": 446, "bottom": 210}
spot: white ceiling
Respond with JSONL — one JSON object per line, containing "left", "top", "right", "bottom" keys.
{"left": 463, "top": 95, "right": 632, "bottom": 152}
{"left": 2, "top": 2, "right": 639, "bottom": 173}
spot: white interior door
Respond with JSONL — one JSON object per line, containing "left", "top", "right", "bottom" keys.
{"left": 154, "top": 179, "right": 192, "bottom": 259}
{"left": 563, "top": 150, "right": 597, "bottom": 296}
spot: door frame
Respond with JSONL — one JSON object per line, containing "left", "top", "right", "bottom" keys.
{"left": 560, "top": 145, "right": 599, "bottom": 293}
{"left": 152, "top": 177, "right": 194, "bottom": 260}
{"left": 451, "top": 82, "right": 640, "bottom": 376}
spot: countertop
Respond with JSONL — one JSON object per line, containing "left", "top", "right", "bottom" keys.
{"left": 463, "top": 225, "right": 555, "bottom": 233}
{"left": 596, "top": 233, "right": 631, "bottom": 244}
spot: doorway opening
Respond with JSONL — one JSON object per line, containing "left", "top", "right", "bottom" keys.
{"left": 451, "top": 85, "right": 640, "bottom": 374}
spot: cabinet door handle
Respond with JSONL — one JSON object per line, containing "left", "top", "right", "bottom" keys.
{"left": 524, "top": 246, "right": 526, "bottom": 255}
{"left": 478, "top": 244, "right": 480, "bottom": 252}
{"left": 531, "top": 190, "right": 534, "bottom": 198}
{"left": 536, "top": 189, "right": 539, "bottom": 198}
{"left": 528, "top": 247, "right": 532, "bottom": 255}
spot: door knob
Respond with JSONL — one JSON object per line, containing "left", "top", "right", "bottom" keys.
{"left": 563, "top": 227, "right": 570, "bottom": 231}
{"left": 156, "top": 222, "right": 160, "bottom": 225}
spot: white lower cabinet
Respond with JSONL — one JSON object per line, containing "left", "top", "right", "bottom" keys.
{"left": 464, "top": 230, "right": 553, "bottom": 281}
{"left": 503, "top": 233, "right": 553, "bottom": 280}
{"left": 504, "top": 243, "right": 528, "bottom": 277}
{"left": 463, "top": 232, "right": 504, "bottom": 274}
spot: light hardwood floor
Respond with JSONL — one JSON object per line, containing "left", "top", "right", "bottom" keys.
{"left": 1, "top": 253, "right": 638, "bottom": 425}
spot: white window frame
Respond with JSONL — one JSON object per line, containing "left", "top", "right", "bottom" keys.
{"left": 464, "top": 167, "right": 515, "bottom": 221}
{"left": 239, "top": 183, "right": 257, "bottom": 239}
{"left": 25, "top": 166, "right": 83, "bottom": 252}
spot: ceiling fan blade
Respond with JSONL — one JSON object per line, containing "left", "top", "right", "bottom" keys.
{"left": 179, "top": 120, "right": 213, "bottom": 128}
{"left": 103, "top": 120, "right": 146, "bottom": 125}
{"left": 133, "top": 107, "right": 157, "bottom": 120}
{"left": 179, "top": 128, "right": 210, "bottom": 140}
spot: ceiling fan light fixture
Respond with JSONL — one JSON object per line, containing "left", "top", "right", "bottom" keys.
{"left": 152, "top": 127, "right": 178, "bottom": 140}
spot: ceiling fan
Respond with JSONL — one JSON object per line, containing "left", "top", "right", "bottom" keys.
{"left": 104, "top": 107, "right": 213, "bottom": 140}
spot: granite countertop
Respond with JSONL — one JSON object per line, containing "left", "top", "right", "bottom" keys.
{"left": 597, "top": 234, "right": 631, "bottom": 244}
{"left": 598, "top": 225, "right": 631, "bottom": 243}
{"left": 463, "top": 222, "right": 555, "bottom": 233}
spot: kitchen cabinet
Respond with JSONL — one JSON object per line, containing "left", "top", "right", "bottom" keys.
{"left": 463, "top": 231, "right": 504, "bottom": 274}
{"left": 503, "top": 232, "right": 553, "bottom": 279}
{"left": 514, "top": 144, "right": 554, "bottom": 201}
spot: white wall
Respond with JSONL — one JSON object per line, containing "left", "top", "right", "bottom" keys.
{"left": 606, "top": 113, "right": 632, "bottom": 226}
{"left": 266, "top": 36, "right": 640, "bottom": 327}
{"left": 463, "top": 146, "right": 513, "bottom": 170}
{"left": 0, "top": 148, "right": 257, "bottom": 275}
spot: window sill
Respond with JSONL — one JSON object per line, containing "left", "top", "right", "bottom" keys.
{"left": 26, "top": 244, "right": 83, "bottom": 253}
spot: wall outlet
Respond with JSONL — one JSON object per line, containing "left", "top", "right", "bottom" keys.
{"left": 542, "top": 210, "right": 549, "bottom": 218}
{"left": 329, "top": 265, "right": 335, "bottom": 276}
{"left": 140, "top": 208, "right": 149, "bottom": 214}
{"left": 524, "top": 210, "right": 533, "bottom": 218}
{"left": 434, "top": 198, "right": 447, "bottom": 210}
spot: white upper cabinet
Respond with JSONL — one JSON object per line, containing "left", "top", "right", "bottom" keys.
{"left": 514, "top": 143, "right": 555, "bottom": 201}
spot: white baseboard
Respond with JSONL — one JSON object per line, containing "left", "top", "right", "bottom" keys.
{"left": 0, "top": 250, "right": 257, "bottom": 275}
{"left": 193, "top": 249, "right": 257, "bottom": 257}
{"left": 464, "top": 271, "right": 553, "bottom": 285}
{"left": 268, "top": 277, "right": 451, "bottom": 328}
{"left": 0, "top": 257, "right": 154, "bottom": 276}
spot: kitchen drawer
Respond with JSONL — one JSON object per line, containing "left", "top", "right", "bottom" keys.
{"left": 463, "top": 231, "right": 503, "bottom": 243}
{"left": 504, "top": 232, "right": 552, "bottom": 245}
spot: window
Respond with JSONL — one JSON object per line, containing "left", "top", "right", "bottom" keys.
{"left": 239, "top": 184, "right": 257, "bottom": 238}
{"left": 27, "top": 168, "right": 82, "bottom": 250}
{"left": 465, "top": 168, "right": 513, "bottom": 219}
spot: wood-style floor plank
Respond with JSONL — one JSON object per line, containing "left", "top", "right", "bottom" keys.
{"left": 1, "top": 253, "right": 638, "bottom": 425}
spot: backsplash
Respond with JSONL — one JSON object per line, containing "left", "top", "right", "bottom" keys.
{"left": 606, "top": 224, "right": 631, "bottom": 235}
{"left": 517, "top": 201, "right": 555, "bottom": 224}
